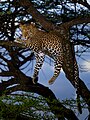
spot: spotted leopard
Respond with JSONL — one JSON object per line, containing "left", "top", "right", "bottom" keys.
{"left": 19, "top": 22, "right": 63, "bottom": 85}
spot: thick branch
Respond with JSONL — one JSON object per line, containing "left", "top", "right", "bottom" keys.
{"left": 3, "top": 78, "right": 78, "bottom": 120}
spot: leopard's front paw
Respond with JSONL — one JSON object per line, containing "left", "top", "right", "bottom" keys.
{"left": 32, "top": 77, "right": 38, "bottom": 84}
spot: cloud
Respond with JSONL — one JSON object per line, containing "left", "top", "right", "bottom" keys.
{"left": 82, "top": 61, "right": 90, "bottom": 72}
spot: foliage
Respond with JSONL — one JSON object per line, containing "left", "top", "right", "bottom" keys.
{"left": 0, "top": 93, "right": 57, "bottom": 120}
{"left": 0, "top": 93, "right": 88, "bottom": 120}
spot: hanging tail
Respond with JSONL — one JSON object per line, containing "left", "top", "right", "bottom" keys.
{"left": 70, "top": 42, "right": 82, "bottom": 114}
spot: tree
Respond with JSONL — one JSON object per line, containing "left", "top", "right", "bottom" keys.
{"left": 0, "top": 0, "right": 90, "bottom": 119}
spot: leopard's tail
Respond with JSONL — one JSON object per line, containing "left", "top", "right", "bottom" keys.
{"left": 70, "top": 43, "right": 82, "bottom": 114}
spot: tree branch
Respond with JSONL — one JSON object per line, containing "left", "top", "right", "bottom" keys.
{"left": 64, "top": 16, "right": 90, "bottom": 29}
{"left": 0, "top": 41, "right": 25, "bottom": 48}
{"left": 0, "top": 71, "right": 13, "bottom": 77}
{"left": 70, "top": 0, "right": 90, "bottom": 10}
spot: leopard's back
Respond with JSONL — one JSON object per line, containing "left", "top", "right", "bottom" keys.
{"left": 40, "top": 32, "right": 63, "bottom": 57}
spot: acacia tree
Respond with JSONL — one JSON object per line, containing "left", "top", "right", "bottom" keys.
{"left": 0, "top": 0, "right": 90, "bottom": 120}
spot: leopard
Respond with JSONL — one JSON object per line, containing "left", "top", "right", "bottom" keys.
{"left": 19, "top": 22, "right": 63, "bottom": 85}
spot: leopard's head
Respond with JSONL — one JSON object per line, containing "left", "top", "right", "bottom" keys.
{"left": 20, "top": 22, "right": 37, "bottom": 39}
